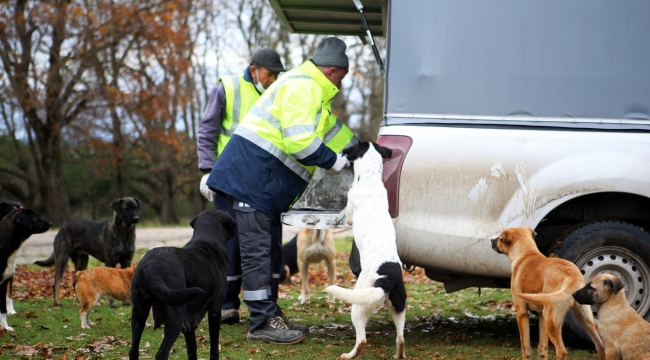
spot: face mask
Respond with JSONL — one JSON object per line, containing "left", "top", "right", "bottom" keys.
{"left": 254, "top": 68, "right": 266, "bottom": 93}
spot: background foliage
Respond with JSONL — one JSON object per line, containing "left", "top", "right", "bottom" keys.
{"left": 0, "top": 0, "right": 385, "bottom": 225}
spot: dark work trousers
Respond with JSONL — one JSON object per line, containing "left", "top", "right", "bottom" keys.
{"left": 233, "top": 198, "right": 283, "bottom": 332}
{"left": 213, "top": 191, "right": 241, "bottom": 311}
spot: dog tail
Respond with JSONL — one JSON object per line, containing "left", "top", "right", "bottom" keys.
{"left": 148, "top": 282, "right": 205, "bottom": 306}
{"left": 34, "top": 252, "right": 55, "bottom": 267}
{"left": 517, "top": 291, "right": 572, "bottom": 305}
{"left": 324, "top": 285, "right": 385, "bottom": 305}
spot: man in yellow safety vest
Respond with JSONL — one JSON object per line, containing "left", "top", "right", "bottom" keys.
{"left": 206, "top": 37, "right": 358, "bottom": 344}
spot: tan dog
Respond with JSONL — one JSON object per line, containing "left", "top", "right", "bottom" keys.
{"left": 491, "top": 227, "right": 605, "bottom": 360}
{"left": 74, "top": 264, "right": 137, "bottom": 329}
{"left": 297, "top": 228, "right": 337, "bottom": 304}
{"left": 573, "top": 273, "right": 650, "bottom": 360}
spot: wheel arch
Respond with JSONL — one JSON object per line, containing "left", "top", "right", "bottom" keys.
{"left": 532, "top": 191, "right": 650, "bottom": 254}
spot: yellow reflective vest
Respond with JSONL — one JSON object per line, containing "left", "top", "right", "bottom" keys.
{"left": 207, "top": 60, "right": 358, "bottom": 222}
{"left": 218, "top": 73, "right": 260, "bottom": 156}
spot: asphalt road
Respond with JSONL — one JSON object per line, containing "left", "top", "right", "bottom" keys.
{"left": 16, "top": 225, "right": 351, "bottom": 264}
{"left": 17, "top": 225, "right": 351, "bottom": 265}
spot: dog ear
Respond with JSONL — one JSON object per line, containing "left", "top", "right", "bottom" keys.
{"left": 342, "top": 142, "right": 369, "bottom": 162}
{"left": 133, "top": 198, "right": 142, "bottom": 210}
{"left": 111, "top": 199, "right": 123, "bottom": 213}
{"left": 189, "top": 214, "right": 200, "bottom": 229}
{"left": 222, "top": 212, "right": 237, "bottom": 239}
{"left": 605, "top": 275, "right": 625, "bottom": 294}
{"left": 372, "top": 143, "right": 393, "bottom": 159}
{"left": 13, "top": 209, "right": 33, "bottom": 230}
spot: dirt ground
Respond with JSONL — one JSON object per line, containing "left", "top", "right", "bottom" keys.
{"left": 17, "top": 225, "right": 351, "bottom": 265}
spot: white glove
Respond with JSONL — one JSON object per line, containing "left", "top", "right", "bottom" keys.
{"left": 200, "top": 174, "right": 215, "bottom": 201}
{"left": 330, "top": 154, "right": 350, "bottom": 172}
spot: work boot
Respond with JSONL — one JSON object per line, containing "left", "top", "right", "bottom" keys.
{"left": 247, "top": 316, "right": 307, "bottom": 344}
{"left": 279, "top": 316, "right": 310, "bottom": 334}
{"left": 221, "top": 308, "right": 239, "bottom": 325}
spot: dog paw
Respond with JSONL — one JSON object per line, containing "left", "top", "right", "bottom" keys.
{"left": 299, "top": 296, "right": 310, "bottom": 305}
{"left": 0, "top": 326, "right": 15, "bottom": 332}
{"left": 7, "top": 310, "right": 16, "bottom": 315}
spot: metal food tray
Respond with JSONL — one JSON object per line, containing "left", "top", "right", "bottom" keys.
{"left": 281, "top": 167, "right": 353, "bottom": 229}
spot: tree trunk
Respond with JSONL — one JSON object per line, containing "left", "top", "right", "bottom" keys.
{"left": 37, "top": 129, "right": 70, "bottom": 224}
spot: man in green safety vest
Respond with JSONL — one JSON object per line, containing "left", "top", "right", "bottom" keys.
{"left": 197, "top": 48, "right": 285, "bottom": 326}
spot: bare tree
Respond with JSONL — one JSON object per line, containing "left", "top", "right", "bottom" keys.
{"left": 0, "top": 0, "right": 96, "bottom": 223}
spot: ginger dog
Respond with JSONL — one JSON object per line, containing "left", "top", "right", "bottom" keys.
{"left": 74, "top": 264, "right": 137, "bottom": 329}
{"left": 491, "top": 227, "right": 605, "bottom": 360}
{"left": 573, "top": 273, "right": 650, "bottom": 360}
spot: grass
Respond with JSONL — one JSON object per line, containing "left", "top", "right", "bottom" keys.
{"left": 1, "top": 237, "right": 601, "bottom": 359}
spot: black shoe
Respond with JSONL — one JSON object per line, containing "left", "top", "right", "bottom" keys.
{"left": 247, "top": 316, "right": 307, "bottom": 344}
{"left": 221, "top": 309, "right": 239, "bottom": 325}
{"left": 279, "top": 316, "right": 310, "bottom": 334}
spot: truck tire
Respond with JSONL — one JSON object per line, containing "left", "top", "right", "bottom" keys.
{"left": 551, "top": 221, "right": 650, "bottom": 345}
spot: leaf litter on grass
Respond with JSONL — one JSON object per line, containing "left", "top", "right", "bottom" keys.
{"left": 6, "top": 239, "right": 601, "bottom": 359}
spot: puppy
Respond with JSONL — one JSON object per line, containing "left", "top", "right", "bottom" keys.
{"left": 573, "top": 273, "right": 650, "bottom": 360}
{"left": 325, "top": 142, "right": 406, "bottom": 360}
{"left": 491, "top": 227, "right": 605, "bottom": 360}
{"left": 0, "top": 208, "right": 52, "bottom": 331}
{"left": 0, "top": 201, "right": 27, "bottom": 315}
{"left": 297, "top": 228, "right": 337, "bottom": 304}
{"left": 35, "top": 197, "right": 141, "bottom": 306}
{"left": 74, "top": 264, "right": 137, "bottom": 329}
{"left": 129, "top": 209, "right": 236, "bottom": 360}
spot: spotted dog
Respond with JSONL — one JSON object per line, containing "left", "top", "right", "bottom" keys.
{"left": 324, "top": 142, "right": 406, "bottom": 359}
{"left": 0, "top": 201, "right": 27, "bottom": 315}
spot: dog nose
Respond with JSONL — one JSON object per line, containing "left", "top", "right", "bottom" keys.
{"left": 132, "top": 216, "right": 139, "bottom": 223}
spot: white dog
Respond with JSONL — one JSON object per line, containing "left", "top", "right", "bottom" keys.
{"left": 325, "top": 142, "right": 405, "bottom": 359}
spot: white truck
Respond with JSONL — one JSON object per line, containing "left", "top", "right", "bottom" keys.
{"left": 272, "top": 0, "right": 650, "bottom": 339}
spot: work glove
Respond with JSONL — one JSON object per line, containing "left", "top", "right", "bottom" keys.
{"left": 330, "top": 154, "right": 350, "bottom": 172}
{"left": 200, "top": 174, "right": 215, "bottom": 201}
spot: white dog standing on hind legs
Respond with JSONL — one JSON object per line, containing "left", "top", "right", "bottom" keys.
{"left": 325, "top": 142, "right": 406, "bottom": 359}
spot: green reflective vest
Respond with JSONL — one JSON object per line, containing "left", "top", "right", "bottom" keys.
{"left": 218, "top": 73, "right": 260, "bottom": 156}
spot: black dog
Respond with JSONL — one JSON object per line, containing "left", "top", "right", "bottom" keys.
{"left": 35, "top": 197, "right": 141, "bottom": 306}
{"left": 0, "top": 201, "right": 27, "bottom": 315}
{"left": 129, "top": 209, "right": 236, "bottom": 360}
{"left": 1, "top": 207, "right": 52, "bottom": 331}
{"left": 279, "top": 235, "right": 299, "bottom": 284}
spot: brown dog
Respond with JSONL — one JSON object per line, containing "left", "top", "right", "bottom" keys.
{"left": 491, "top": 227, "right": 605, "bottom": 360}
{"left": 297, "top": 228, "right": 337, "bottom": 304}
{"left": 74, "top": 264, "right": 137, "bottom": 329}
{"left": 573, "top": 273, "right": 650, "bottom": 360}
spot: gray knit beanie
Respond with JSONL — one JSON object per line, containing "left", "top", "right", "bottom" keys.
{"left": 311, "top": 37, "right": 349, "bottom": 68}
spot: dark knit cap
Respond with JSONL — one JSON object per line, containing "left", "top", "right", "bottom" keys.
{"left": 311, "top": 37, "right": 349, "bottom": 68}
{"left": 251, "top": 48, "right": 285, "bottom": 72}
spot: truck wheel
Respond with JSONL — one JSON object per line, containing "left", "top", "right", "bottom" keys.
{"left": 552, "top": 221, "right": 650, "bottom": 345}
